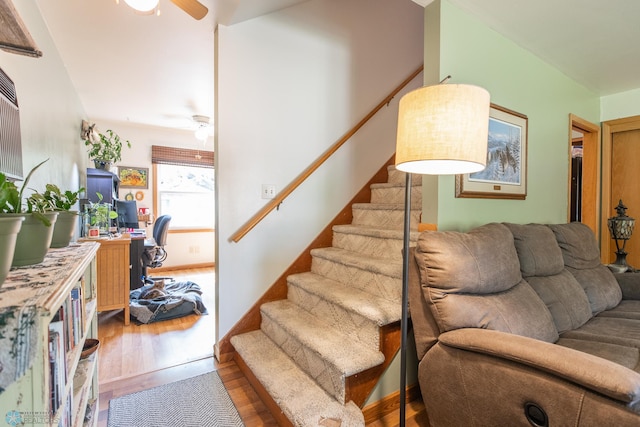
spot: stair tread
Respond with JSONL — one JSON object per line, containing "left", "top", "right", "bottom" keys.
{"left": 261, "top": 300, "right": 385, "bottom": 375}
{"left": 311, "top": 246, "right": 402, "bottom": 279}
{"left": 370, "top": 181, "right": 422, "bottom": 189}
{"left": 352, "top": 202, "right": 414, "bottom": 210}
{"left": 231, "top": 330, "right": 365, "bottom": 426}
{"left": 332, "top": 224, "right": 420, "bottom": 241}
{"left": 288, "top": 271, "right": 401, "bottom": 325}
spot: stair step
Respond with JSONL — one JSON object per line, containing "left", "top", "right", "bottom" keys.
{"left": 352, "top": 202, "right": 421, "bottom": 230}
{"left": 261, "top": 300, "right": 385, "bottom": 403}
{"left": 231, "top": 330, "right": 365, "bottom": 426}
{"left": 310, "top": 247, "right": 402, "bottom": 302}
{"left": 386, "top": 165, "right": 423, "bottom": 186}
{"left": 370, "top": 182, "right": 422, "bottom": 205}
{"left": 287, "top": 272, "right": 401, "bottom": 350}
{"left": 332, "top": 224, "right": 419, "bottom": 261}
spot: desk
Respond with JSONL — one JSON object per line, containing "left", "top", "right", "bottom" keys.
{"left": 81, "top": 235, "right": 131, "bottom": 325}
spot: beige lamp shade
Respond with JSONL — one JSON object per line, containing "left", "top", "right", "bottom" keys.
{"left": 395, "top": 83, "right": 490, "bottom": 175}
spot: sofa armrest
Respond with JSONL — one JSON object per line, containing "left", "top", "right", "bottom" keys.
{"left": 439, "top": 328, "right": 640, "bottom": 404}
{"left": 615, "top": 272, "right": 640, "bottom": 300}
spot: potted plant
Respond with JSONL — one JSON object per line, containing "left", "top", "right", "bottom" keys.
{"left": 84, "top": 128, "right": 131, "bottom": 170}
{"left": 83, "top": 192, "right": 118, "bottom": 236}
{"left": 0, "top": 159, "right": 59, "bottom": 267}
{"left": 0, "top": 174, "right": 25, "bottom": 285}
{"left": 43, "top": 184, "right": 85, "bottom": 248}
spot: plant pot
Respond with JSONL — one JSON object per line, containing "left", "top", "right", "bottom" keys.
{"left": 0, "top": 215, "right": 24, "bottom": 285}
{"left": 93, "top": 159, "right": 113, "bottom": 171}
{"left": 50, "top": 210, "right": 79, "bottom": 248}
{"left": 11, "top": 212, "right": 59, "bottom": 267}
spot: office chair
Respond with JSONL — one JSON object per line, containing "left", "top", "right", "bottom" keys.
{"left": 141, "top": 215, "right": 172, "bottom": 283}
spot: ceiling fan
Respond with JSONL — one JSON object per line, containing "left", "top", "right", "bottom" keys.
{"left": 120, "top": 0, "right": 208, "bottom": 20}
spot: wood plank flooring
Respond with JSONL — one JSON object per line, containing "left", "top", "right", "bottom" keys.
{"left": 96, "top": 267, "right": 428, "bottom": 426}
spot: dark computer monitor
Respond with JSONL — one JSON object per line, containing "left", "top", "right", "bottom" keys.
{"left": 116, "top": 199, "right": 139, "bottom": 229}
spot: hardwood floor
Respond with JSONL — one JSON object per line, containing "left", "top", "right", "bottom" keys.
{"left": 96, "top": 267, "right": 428, "bottom": 426}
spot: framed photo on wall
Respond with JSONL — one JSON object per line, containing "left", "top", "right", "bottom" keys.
{"left": 455, "top": 103, "right": 528, "bottom": 200}
{"left": 118, "top": 166, "right": 149, "bottom": 189}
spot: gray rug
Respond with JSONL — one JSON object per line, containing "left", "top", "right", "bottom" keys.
{"left": 107, "top": 371, "right": 244, "bottom": 427}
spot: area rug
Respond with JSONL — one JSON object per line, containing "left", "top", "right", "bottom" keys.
{"left": 107, "top": 371, "right": 244, "bottom": 427}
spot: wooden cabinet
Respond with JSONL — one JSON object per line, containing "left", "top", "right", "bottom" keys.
{"left": 83, "top": 235, "right": 131, "bottom": 325}
{"left": 0, "top": 242, "right": 100, "bottom": 427}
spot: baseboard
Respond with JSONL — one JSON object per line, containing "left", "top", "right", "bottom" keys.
{"left": 149, "top": 262, "right": 215, "bottom": 272}
{"left": 362, "top": 383, "right": 422, "bottom": 424}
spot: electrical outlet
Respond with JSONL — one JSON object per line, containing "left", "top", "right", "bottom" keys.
{"left": 262, "top": 184, "right": 276, "bottom": 199}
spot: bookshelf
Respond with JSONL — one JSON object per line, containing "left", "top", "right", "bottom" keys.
{"left": 0, "top": 242, "right": 100, "bottom": 427}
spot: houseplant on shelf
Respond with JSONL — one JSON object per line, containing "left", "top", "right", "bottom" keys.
{"left": 0, "top": 174, "right": 25, "bottom": 285}
{"left": 43, "top": 184, "right": 85, "bottom": 248}
{"left": 0, "top": 159, "right": 59, "bottom": 267}
{"left": 84, "top": 127, "right": 131, "bottom": 170}
{"left": 83, "top": 192, "right": 118, "bottom": 236}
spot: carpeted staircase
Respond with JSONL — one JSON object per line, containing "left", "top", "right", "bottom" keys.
{"left": 231, "top": 166, "right": 422, "bottom": 426}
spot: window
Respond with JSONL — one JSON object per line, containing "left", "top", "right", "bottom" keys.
{"left": 152, "top": 145, "right": 214, "bottom": 231}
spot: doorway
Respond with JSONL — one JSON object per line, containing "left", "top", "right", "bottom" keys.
{"left": 602, "top": 115, "right": 640, "bottom": 265}
{"left": 569, "top": 114, "right": 601, "bottom": 237}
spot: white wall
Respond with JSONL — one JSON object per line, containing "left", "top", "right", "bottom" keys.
{"left": 0, "top": 2, "right": 87, "bottom": 201}
{"left": 216, "top": 0, "right": 423, "bottom": 400}
{"left": 96, "top": 120, "right": 215, "bottom": 268}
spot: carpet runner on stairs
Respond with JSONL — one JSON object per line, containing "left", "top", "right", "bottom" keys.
{"left": 231, "top": 166, "right": 421, "bottom": 426}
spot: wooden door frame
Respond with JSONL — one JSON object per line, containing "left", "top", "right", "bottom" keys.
{"left": 569, "top": 114, "right": 600, "bottom": 238}
{"left": 601, "top": 115, "right": 640, "bottom": 263}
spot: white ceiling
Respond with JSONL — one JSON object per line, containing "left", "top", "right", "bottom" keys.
{"left": 33, "top": 0, "right": 640, "bottom": 133}
{"left": 35, "top": 0, "right": 308, "bottom": 132}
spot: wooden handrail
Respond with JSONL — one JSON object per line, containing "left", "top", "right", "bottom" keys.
{"left": 229, "top": 64, "right": 424, "bottom": 243}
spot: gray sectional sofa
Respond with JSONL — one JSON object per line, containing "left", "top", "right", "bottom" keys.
{"left": 409, "top": 222, "right": 640, "bottom": 426}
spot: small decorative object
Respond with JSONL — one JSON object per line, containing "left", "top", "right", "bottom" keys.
{"left": 135, "top": 191, "right": 144, "bottom": 201}
{"left": 608, "top": 199, "right": 636, "bottom": 272}
{"left": 119, "top": 166, "right": 148, "bottom": 189}
{"left": 124, "top": 192, "right": 134, "bottom": 201}
{"left": 81, "top": 338, "right": 100, "bottom": 359}
{"left": 455, "top": 104, "right": 528, "bottom": 200}
{"left": 84, "top": 127, "right": 131, "bottom": 170}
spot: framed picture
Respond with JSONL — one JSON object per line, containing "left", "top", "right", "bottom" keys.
{"left": 455, "top": 104, "right": 528, "bottom": 200}
{"left": 118, "top": 166, "right": 149, "bottom": 189}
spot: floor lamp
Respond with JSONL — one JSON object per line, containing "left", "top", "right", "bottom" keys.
{"left": 394, "top": 82, "right": 490, "bottom": 426}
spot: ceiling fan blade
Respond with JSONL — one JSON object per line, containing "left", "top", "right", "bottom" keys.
{"left": 170, "top": 0, "right": 208, "bottom": 20}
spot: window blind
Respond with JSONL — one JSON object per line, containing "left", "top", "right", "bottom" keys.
{"left": 151, "top": 145, "right": 214, "bottom": 168}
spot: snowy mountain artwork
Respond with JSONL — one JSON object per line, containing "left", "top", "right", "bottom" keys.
{"left": 469, "top": 117, "right": 521, "bottom": 185}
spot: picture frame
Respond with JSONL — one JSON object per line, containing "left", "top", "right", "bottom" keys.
{"left": 455, "top": 103, "right": 528, "bottom": 200}
{"left": 118, "top": 166, "right": 149, "bottom": 189}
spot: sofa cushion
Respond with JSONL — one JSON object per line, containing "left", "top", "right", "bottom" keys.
{"left": 550, "top": 223, "right": 622, "bottom": 314}
{"left": 504, "top": 223, "right": 592, "bottom": 332}
{"left": 414, "top": 223, "right": 559, "bottom": 343}
{"left": 504, "top": 223, "right": 564, "bottom": 276}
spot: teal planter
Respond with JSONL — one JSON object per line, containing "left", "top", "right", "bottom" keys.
{"left": 50, "top": 211, "right": 79, "bottom": 248}
{"left": 0, "top": 215, "right": 24, "bottom": 285}
{"left": 11, "top": 212, "right": 59, "bottom": 267}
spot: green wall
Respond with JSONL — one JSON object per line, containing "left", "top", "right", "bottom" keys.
{"left": 426, "top": 1, "right": 600, "bottom": 231}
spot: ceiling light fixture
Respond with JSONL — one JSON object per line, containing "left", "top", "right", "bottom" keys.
{"left": 193, "top": 115, "right": 211, "bottom": 142}
{"left": 123, "top": 0, "right": 159, "bottom": 13}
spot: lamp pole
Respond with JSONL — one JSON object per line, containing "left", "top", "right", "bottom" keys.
{"left": 399, "top": 172, "right": 412, "bottom": 426}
